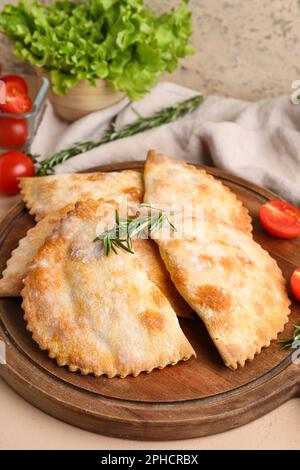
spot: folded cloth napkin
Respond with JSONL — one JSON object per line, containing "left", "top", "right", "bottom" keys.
{"left": 29, "top": 81, "right": 300, "bottom": 206}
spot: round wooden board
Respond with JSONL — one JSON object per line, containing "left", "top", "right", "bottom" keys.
{"left": 0, "top": 161, "right": 299, "bottom": 441}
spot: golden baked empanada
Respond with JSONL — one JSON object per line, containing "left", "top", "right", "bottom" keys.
{"left": 0, "top": 205, "right": 73, "bottom": 297}
{"left": 22, "top": 200, "right": 195, "bottom": 377}
{"left": 19, "top": 170, "right": 143, "bottom": 220}
{"left": 144, "top": 151, "right": 291, "bottom": 368}
{"left": 0, "top": 201, "right": 193, "bottom": 318}
{"left": 144, "top": 150, "right": 252, "bottom": 233}
{"left": 156, "top": 221, "right": 290, "bottom": 369}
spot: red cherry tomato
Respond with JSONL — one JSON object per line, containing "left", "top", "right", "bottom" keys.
{"left": 291, "top": 268, "right": 300, "bottom": 301}
{"left": 0, "top": 75, "right": 32, "bottom": 114}
{"left": 0, "top": 88, "right": 32, "bottom": 114}
{"left": 1, "top": 75, "right": 28, "bottom": 95}
{"left": 259, "top": 200, "right": 300, "bottom": 239}
{"left": 0, "top": 151, "right": 35, "bottom": 195}
{"left": 0, "top": 117, "right": 28, "bottom": 148}
{"left": 0, "top": 93, "right": 32, "bottom": 114}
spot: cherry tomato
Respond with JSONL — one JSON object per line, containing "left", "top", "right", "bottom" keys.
{"left": 0, "top": 87, "right": 32, "bottom": 114}
{"left": 1, "top": 75, "right": 28, "bottom": 95}
{"left": 0, "top": 75, "right": 30, "bottom": 114}
{"left": 259, "top": 200, "right": 300, "bottom": 238}
{"left": 0, "top": 117, "right": 28, "bottom": 148}
{"left": 291, "top": 268, "right": 300, "bottom": 301}
{"left": 0, "top": 151, "right": 35, "bottom": 195}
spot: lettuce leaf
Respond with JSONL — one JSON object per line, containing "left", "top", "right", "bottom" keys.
{"left": 0, "top": 0, "right": 194, "bottom": 99}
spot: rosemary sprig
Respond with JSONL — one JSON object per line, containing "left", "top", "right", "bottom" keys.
{"left": 94, "top": 207, "right": 175, "bottom": 256}
{"left": 278, "top": 324, "right": 300, "bottom": 350}
{"left": 36, "top": 95, "right": 203, "bottom": 176}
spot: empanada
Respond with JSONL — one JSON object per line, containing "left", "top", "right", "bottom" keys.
{"left": 144, "top": 150, "right": 252, "bottom": 233}
{"left": 0, "top": 206, "right": 73, "bottom": 297}
{"left": 157, "top": 222, "right": 290, "bottom": 368}
{"left": 22, "top": 200, "right": 195, "bottom": 377}
{"left": 0, "top": 201, "right": 193, "bottom": 319}
{"left": 144, "top": 151, "right": 291, "bottom": 368}
{"left": 19, "top": 170, "right": 143, "bottom": 220}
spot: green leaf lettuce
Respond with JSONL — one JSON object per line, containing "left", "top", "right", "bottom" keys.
{"left": 0, "top": 0, "right": 195, "bottom": 99}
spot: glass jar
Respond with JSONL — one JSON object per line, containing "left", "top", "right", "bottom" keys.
{"left": 0, "top": 75, "right": 49, "bottom": 154}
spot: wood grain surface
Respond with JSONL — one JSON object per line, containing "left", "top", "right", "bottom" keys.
{"left": 0, "top": 161, "right": 299, "bottom": 440}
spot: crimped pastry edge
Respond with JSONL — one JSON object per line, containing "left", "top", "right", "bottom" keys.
{"left": 20, "top": 199, "right": 196, "bottom": 378}
{"left": 0, "top": 205, "right": 76, "bottom": 296}
{"left": 22, "top": 295, "right": 195, "bottom": 378}
{"left": 157, "top": 230, "right": 291, "bottom": 370}
{"left": 19, "top": 170, "right": 144, "bottom": 222}
{"left": 211, "top": 252, "right": 292, "bottom": 370}
{"left": 224, "top": 316, "right": 291, "bottom": 370}
{"left": 145, "top": 149, "right": 253, "bottom": 234}
{"left": 0, "top": 226, "right": 38, "bottom": 297}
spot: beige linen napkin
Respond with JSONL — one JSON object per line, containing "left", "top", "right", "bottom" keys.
{"left": 33, "top": 81, "right": 300, "bottom": 204}
{"left": 2, "top": 80, "right": 300, "bottom": 218}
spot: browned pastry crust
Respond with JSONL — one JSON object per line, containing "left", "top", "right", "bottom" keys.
{"left": 144, "top": 150, "right": 291, "bottom": 369}
{"left": 22, "top": 200, "right": 195, "bottom": 377}
{"left": 19, "top": 170, "right": 144, "bottom": 220}
{"left": 145, "top": 149, "right": 252, "bottom": 233}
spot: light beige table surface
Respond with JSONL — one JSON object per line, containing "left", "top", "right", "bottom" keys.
{"left": 0, "top": 196, "right": 300, "bottom": 450}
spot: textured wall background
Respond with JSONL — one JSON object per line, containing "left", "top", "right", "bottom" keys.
{"left": 0, "top": 0, "right": 299, "bottom": 100}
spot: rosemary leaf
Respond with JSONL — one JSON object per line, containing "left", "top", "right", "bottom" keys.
{"left": 104, "top": 236, "right": 110, "bottom": 257}
{"left": 278, "top": 324, "right": 300, "bottom": 350}
{"left": 115, "top": 239, "right": 135, "bottom": 254}
{"left": 110, "top": 243, "right": 118, "bottom": 255}
{"left": 94, "top": 205, "right": 175, "bottom": 256}
{"left": 127, "top": 236, "right": 133, "bottom": 252}
{"left": 36, "top": 95, "right": 203, "bottom": 176}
